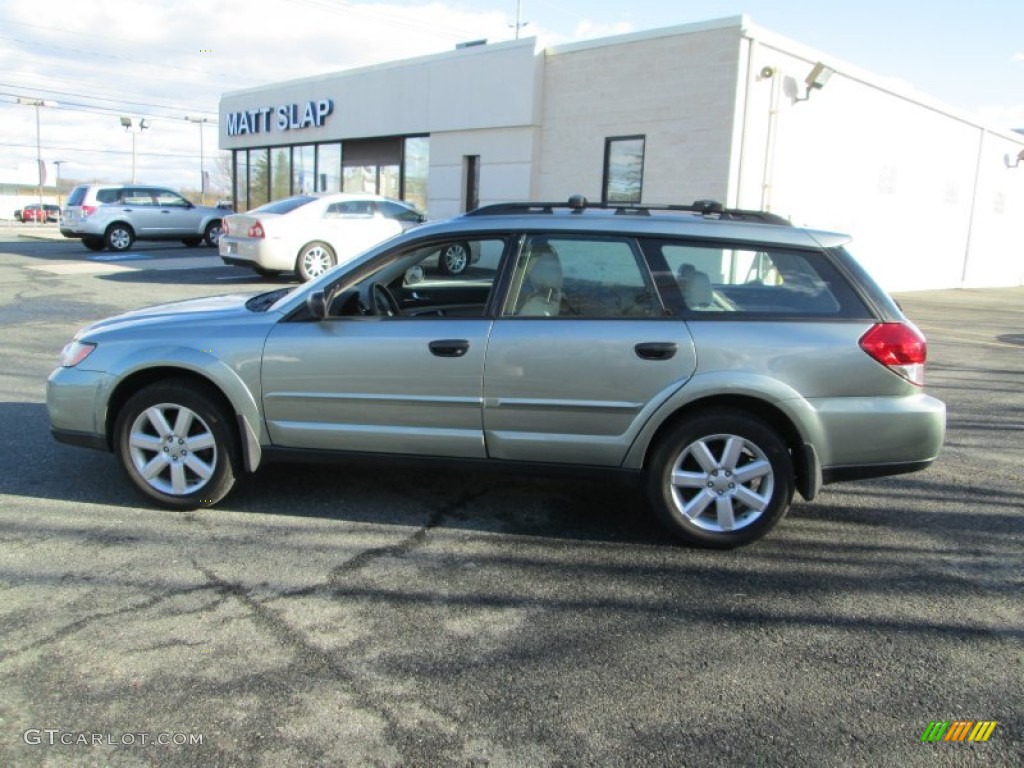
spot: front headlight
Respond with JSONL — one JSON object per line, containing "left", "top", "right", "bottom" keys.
{"left": 60, "top": 340, "right": 96, "bottom": 368}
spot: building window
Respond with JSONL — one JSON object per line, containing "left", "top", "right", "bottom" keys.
{"left": 293, "top": 144, "right": 315, "bottom": 195}
{"left": 403, "top": 136, "right": 429, "bottom": 212}
{"left": 602, "top": 135, "right": 645, "bottom": 204}
{"left": 233, "top": 151, "right": 249, "bottom": 212}
{"left": 317, "top": 143, "right": 342, "bottom": 192}
{"left": 271, "top": 148, "right": 291, "bottom": 200}
{"left": 249, "top": 148, "right": 270, "bottom": 209}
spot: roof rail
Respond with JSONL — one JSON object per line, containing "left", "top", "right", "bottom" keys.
{"left": 464, "top": 196, "right": 792, "bottom": 225}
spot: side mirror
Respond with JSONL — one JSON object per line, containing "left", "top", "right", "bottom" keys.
{"left": 404, "top": 266, "right": 424, "bottom": 285}
{"left": 306, "top": 290, "right": 327, "bottom": 319}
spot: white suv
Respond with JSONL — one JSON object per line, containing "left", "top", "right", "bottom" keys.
{"left": 61, "top": 184, "right": 224, "bottom": 252}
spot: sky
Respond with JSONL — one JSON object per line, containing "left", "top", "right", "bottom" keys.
{"left": 2, "top": 0, "right": 1023, "bottom": 197}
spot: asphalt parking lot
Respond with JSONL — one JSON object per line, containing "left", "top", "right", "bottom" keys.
{"left": 0, "top": 229, "right": 1021, "bottom": 767}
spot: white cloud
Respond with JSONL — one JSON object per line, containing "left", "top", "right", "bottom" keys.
{"left": 0, "top": 0, "right": 527, "bottom": 193}
{"left": 1013, "top": 52, "right": 1024, "bottom": 62}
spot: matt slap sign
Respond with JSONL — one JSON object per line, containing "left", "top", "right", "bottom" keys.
{"left": 225, "top": 99, "right": 334, "bottom": 136}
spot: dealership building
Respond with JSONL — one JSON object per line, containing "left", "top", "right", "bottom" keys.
{"left": 218, "top": 15, "right": 1024, "bottom": 292}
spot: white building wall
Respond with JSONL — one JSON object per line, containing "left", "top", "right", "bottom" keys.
{"left": 427, "top": 127, "right": 540, "bottom": 219}
{"left": 735, "top": 29, "right": 1024, "bottom": 292}
{"left": 537, "top": 20, "right": 743, "bottom": 204}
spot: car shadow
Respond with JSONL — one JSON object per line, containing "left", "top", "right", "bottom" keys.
{"left": 3, "top": 401, "right": 665, "bottom": 546}
{"left": 97, "top": 267, "right": 296, "bottom": 287}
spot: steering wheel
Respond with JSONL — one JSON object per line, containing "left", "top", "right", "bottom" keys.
{"left": 360, "top": 282, "right": 401, "bottom": 317}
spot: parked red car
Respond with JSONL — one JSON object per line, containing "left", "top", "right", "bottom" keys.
{"left": 21, "top": 204, "right": 61, "bottom": 223}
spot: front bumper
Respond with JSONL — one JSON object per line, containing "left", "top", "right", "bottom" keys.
{"left": 46, "top": 366, "right": 114, "bottom": 449}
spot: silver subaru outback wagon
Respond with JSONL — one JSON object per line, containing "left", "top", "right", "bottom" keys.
{"left": 47, "top": 198, "right": 945, "bottom": 548}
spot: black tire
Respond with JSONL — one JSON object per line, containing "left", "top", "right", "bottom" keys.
{"left": 182, "top": 237, "right": 203, "bottom": 247}
{"left": 438, "top": 241, "right": 472, "bottom": 276}
{"left": 204, "top": 220, "right": 223, "bottom": 247}
{"left": 82, "top": 237, "right": 105, "bottom": 252}
{"left": 114, "top": 379, "right": 240, "bottom": 509}
{"left": 646, "top": 409, "right": 794, "bottom": 548}
{"left": 105, "top": 223, "right": 135, "bottom": 252}
{"left": 297, "top": 241, "right": 336, "bottom": 281}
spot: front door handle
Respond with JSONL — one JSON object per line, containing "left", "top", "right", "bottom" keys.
{"left": 635, "top": 342, "right": 677, "bottom": 360}
{"left": 429, "top": 339, "right": 469, "bottom": 358}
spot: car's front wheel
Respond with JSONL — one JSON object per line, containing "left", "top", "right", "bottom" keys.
{"left": 438, "top": 241, "right": 472, "bottom": 276}
{"left": 82, "top": 237, "right": 105, "bottom": 251}
{"left": 297, "top": 241, "right": 336, "bottom": 281}
{"left": 647, "top": 409, "right": 794, "bottom": 548}
{"left": 105, "top": 223, "right": 135, "bottom": 252}
{"left": 114, "top": 380, "right": 240, "bottom": 509}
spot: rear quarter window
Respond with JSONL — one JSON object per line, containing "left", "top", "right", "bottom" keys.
{"left": 96, "top": 188, "right": 122, "bottom": 204}
{"left": 643, "top": 238, "right": 871, "bottom": 319}
{"left": 66, "top": 186, "right": 88, "bottom": 206}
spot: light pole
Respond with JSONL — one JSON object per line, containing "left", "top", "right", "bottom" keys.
{"left": 53, "top": 160, "right": 66, "bottom": 208}
{"left": 184, "top": 116, "right": 212, "bottom": 205}
{"left": 17, "top": 97, "right": 57, "bottom": 223}
{"left": 119, "top": 117, "right": 150, "bottom": 183}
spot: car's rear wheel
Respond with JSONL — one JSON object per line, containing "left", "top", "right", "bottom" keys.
{"left": 182, "top": 237, "right": 203, "bottom": 247}
{"left": 438, "top": 241, "right": 471, "bottom": 276}
{"left": 114, "top": 380, "right": 240, "bottom": 509}
{"left": 297, "top": 241, "right": 336, "bottom": 281}
{"left": 105, "top": 223, "right": 135, "bottom": 252}
{"left": 204, "top": 221, "right": 223, "bottom": 247}
{"left": 82, "top": 237, "right": 105, "bottom": 251}
{"left": 647, "top": 409, "right": 794, "bottom": 548}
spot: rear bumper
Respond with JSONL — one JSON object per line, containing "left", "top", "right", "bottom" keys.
{"left": 809, "top": 392, "right": 946, "bottom": 473}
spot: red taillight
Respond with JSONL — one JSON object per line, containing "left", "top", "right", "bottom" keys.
{"left": 81, "top": 205, "right": 97, "bottom": 217}
{"left": 859, "top": 323, "right": 927, "bottom": 386}
{"left": 248, "top": 222, "right": 265, "bottom": 238}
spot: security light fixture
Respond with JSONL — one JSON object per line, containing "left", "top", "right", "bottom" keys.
{"left": 119, "top": 117, "right": 150, "bottom": 182}
{"left": 1004, "top": 149, "right": 1024, "bottom": 168}
{"left": 793, "top": 62, "right": 835, "bottom": 103}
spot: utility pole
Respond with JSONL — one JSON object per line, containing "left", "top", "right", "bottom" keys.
{"left": 17, "top": 97, "right": 57, "bottom": 221}
{"left": 512, "top": 0, "right": 528, "bottom": 39}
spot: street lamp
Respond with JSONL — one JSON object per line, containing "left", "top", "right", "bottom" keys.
{"left": 53, "top": 160, "right": 66, "bottom": 207}
{"left": 119, "top": 116, "right": 150, "bottom": 183}
{"left": 184, "top": 115, "right": 212, "bottom": 205}
{"left": 17, "top": 97, "right": 58, "bottom": 223}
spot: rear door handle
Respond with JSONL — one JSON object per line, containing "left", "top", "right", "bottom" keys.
{"left": 429, "top": 339, "right": 470, "bottom": 358}
{"left": 635, "top": 342, "right": 678, "bottom": 360}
